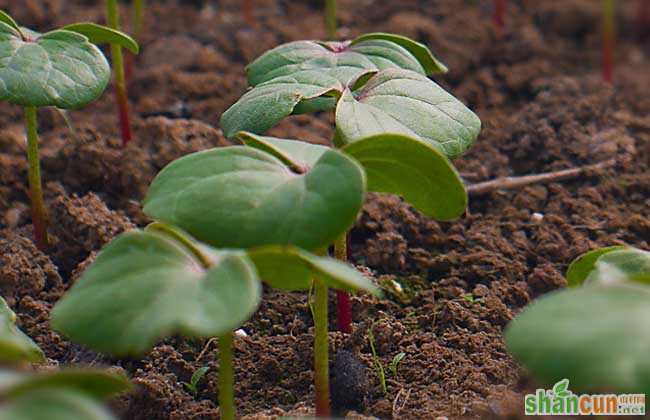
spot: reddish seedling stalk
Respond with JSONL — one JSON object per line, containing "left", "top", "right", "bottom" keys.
{"left": 25, "top": 107, "right": 48, "bottom": 250}
{"left": 638, "top": 0, "right": 650, "bottom": 38}
{"left": 493, "top": 0, "right": 506, "bottom": 38}
{"left": 107, "top": 0, "right": 134, "bottom": 146}
{"left": 334, "top": 234, "right": 353, "bottom": 334}
{"left": 242, "top": 0, "right": 255, "bottom": 27}
{"left": 602, "top": 0, "right": 616, "bottom": 84}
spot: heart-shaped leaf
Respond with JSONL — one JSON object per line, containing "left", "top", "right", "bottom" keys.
{"left": 505, "top": 284, "right": 650, "bottom": 394}
{"left": 0, "top": 23, "right": 110, "bottom": 108}
{"left": 248, "top": 245, "right": 381, "bottom": 295}
{"left": 246, "top": 32, "right": 445, "bottom": 87}
{"left": 0, "top": 389, "right": 115, "bottom": 420}
{"left": 566, "top": 246, "right": 626, "bottom": 287}
{"left": 143, "top": 145, "right": 365, "bottom": 252}
{"left": 584, "top": 247, "right": 650, "bottom": 286}
{"left": 0, "top": 297, "right": 44, "bottom": 364}
{"left": 220, "top": 71, "right": 342, "bottom": 138}
{"left": 342, "top": 133, "right": 467, "bottom": 220}
{"left": 51, "top": 230, "right": 261, "bottom": 355}
{"left": 334, "top": 68, "right": 481, "bottom": 159}
{"left": 0, "top": 369, "right": 131, "bottom": 400}
{"left": 220, "top": 32, "right": 448, "bottom": 138}
{"left": 239, "top": 132, "right": 467, "bottom": 220}
{"left": 61, "top": 23, "right": 139, "bottom": 54}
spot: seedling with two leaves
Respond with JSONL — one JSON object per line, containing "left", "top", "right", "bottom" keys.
{"left": 0, "top": 10, "right": 138, "bottom": 250}
{"left": 506, "top": 246, "right": 650, "bottom": 395}
{"left": 219, "top": 32, "right": 480, "bottom": 350}
{"left": 0, "top": 297, "right": 130, "bottom": 420}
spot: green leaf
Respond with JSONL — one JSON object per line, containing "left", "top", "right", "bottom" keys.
{"left": 0, "top": 25, "right": 110, "bottom": 108}
{"left": 0, "top": 11, "right": 22, "bottom": 38}
{"left": 247, "top": 245, "right": 381, "bottom": 296}
{"left": 0, "top": 389, "right": 115, "bottom": 420}
{"left": 0, "top": 369, "right": 131, "bottom": 400}
{"left": 51, "top": 230, "right": 261, "bottom": 356}
{"left": 220, "top": 71, "right": 342, "bottom": 138}
{"left": 334, "top": 69, "right": 481, "bottom": 159}
{"left": 235, "top": 131, "right": 329, "bottom": 171}
{"left": 0, "top": 297, "right": 44, "bottom": 364}
{"left": 342, "top": 133, "right": 467, "bottom": 220}
{"left": 247, "top": 33, "right": 443, "bottom": 87}
{"left": 143, "top": 146, "right": 365, "bottom": 252}
{"left": 584, "top": 247, "right": 650, "bottom": 286}
{"left": 350, "top": 33, "right": 447, "bottom": 74}
{"left": 190, "top": 366, "right": 209, "bottom": 388}
{"left": 566, "top": 246, "right": 626, "bottom": 287}
{"left": 61, "top": 23, "right": 139, "bottom": 54}
{"left": 505, "top": 284, "right": 650, "bottom": 395}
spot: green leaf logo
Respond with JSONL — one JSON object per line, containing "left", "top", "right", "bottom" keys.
{"left": 553, "top": 379, "right": 570, "bottom": 398}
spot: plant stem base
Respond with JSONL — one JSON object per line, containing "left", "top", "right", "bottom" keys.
{"left": 25, "top": 107, "right": 48, "bottom": 251}
{"left": 313, "top": 279, "right": 331, "bottom": 417}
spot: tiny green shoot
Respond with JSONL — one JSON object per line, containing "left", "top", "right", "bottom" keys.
{"left": 367, "top": 322, "right": 387, "bottom": 395}
{"left": 183, "top": 366, "right": 209, "bottom": 397}
{"left": 389, "top": 352, "right": 406, "bottom": 378}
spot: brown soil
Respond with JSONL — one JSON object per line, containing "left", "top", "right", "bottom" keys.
{"left": 0, "top": 0, "right": 648, "bottom": 419}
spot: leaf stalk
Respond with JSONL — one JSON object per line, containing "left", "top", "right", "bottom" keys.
{"left": 24, "top": 106, "right": 48, "bottom": 250}
{"left": 334, "top": 233, "right": 352, "bottom": 334}
{"left": 325, "top": 0, "right": 337, "bottom": 40}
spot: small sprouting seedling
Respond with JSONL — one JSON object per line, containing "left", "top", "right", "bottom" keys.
{"left": 0, "top": 296, "right": 130, "bottom": 419}
{"left": 506, "top": 246, "right": 650, "bottom": 395}
{"left": 0, "top": 10, "right": 137, "bottom": 250}
{"left": 105, "top": 0, "right": 141, "bottom": 146}
{"left": 183, "top": 366, "right": 209, "bottom": 397}
{"left": 462, "top": 293, "right": 483, "bottom": 304}
{"left": 602, "top": 0, "right": 616, "bottom": 84}
{"left": 52, "top": 220, "right": 380, "bottom": 420}
{"left": 389, "top": 352, "right": 406, "bottom": 378}
{"left": 367, "top": 323, "right": 387, "bottom": 395}
{"left": 220, "top": 33, "right": 481, "bottom": 335}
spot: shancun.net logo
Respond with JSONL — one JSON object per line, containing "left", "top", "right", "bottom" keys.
{"left": 525, "top": 379, "right": 645, "bottom": 416}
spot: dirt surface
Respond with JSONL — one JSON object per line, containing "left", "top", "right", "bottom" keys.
{"left": 0, "top": 0, "right": 649, "bottom": 419}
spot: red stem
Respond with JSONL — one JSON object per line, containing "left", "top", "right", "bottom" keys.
{"left": 493, "top": 0, "right": 506, "bottom": 37}
{"left": 242, "top": 0, "right": 255, "bottom": 26}
{"left": 602, "top": 0, "right": 615, "bottom": 84}
{"left": 114, "top": 83, "right": 133, "bottom": 146}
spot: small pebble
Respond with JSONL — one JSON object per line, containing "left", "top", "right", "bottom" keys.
{"left": 234, "top": 329, "right": 248, "bottom": 338}
{"left": 531, "top": 212, "right": 544, "bottom": 222}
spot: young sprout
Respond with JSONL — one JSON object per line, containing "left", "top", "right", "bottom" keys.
{"left": 367, "top": 322, "right": 387, "bottom": 394}
{"left": 220, "top": 33, "right": 480, "bottom": 333}
{"left": 0, "top": 11, "right": 137, "bottom": 250}
{"left": 506, "top": 246, "right": 650, "bottom": 396}
{"left": 105, "top": 0, "right": 141, "bottom": 146}
{"left": 389, "top": 352, "right": 406, "bottom": 378}
{"left": 602, "top": 0, "right": 616, "bottom": 84}
{"left": 183, "top": 366, "right": 209, "bottom": 397}
{"left": 0, "top": 296, "right": 130, "bottom": 419}
{"left": 325, "top": 0, "right": 337, "bottom": 39}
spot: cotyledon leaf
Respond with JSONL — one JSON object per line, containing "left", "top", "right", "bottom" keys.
{"left": 505, "top": 284, "right": 650, "bottom": 395}
{"left": 51, "top": 230, "right": 261, "bottom": 356}
{"left": 142, "top": 145, "right": 366, "bottom": 251}
{"left": 247, "top": 245, "right": 381, "bottom": 295}
{"left": 246, "top": 32, "right": 446, "bottom": 87}
{"left": 566, "top": 245, "right": 626, "bottom": 287}
{"left": 334, "top": 68, "right": 481, "bottom": 159}
{"left": 0, "top": 297, "right": 44, "bottom": 364}
{"left": 0, "top": 22, "right": 110, "bottom": 108}
{"left": 0, "top": 389, "right": 115, "bottom": 420}
{"left": 342, "top": 133, "right": 467, "bottom": 220}
{"left": 61, "top": 23, "right": 139, "bottom": 54}
{"left": 0, "top": 10, "right": 22, "bottom": 38}
{"left": 583, "top": 247, "right": 650, "bottom": 286}
{"left": 238, "top": 132, "right": 467, "bottom": 220}
{"left": 219, "top": 70, "right": 342, "bottom": 138}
